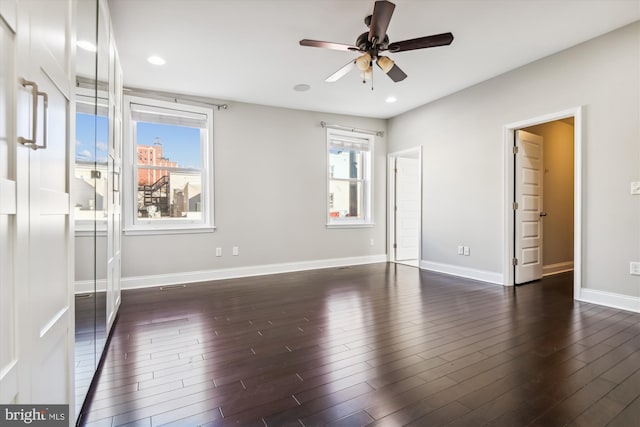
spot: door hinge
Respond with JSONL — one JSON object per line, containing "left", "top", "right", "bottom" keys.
{"left": 513, "top": 202, "right": 518, "bottom": 210}
{"left": 393, "top": 243, "right": 397, "bottom": 249}
{"left": 512, "top": 146, "right": 519, "bottom": 154}
{"left": 512, "top": 258, "right": 518, "bottom": 266}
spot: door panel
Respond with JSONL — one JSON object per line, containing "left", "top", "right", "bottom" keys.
{"left": 515, "top": 130, "right": 543, "bottom": 284}
{"left": 14, "top": 0, "right": 72, "bottom": 405}
{"left": 27, "top": 73, "right": 71, "bottom": 405}
{"left": 0, "top": 16, "right": 18, "bottom": 404}
{"left": 395, "top": 157, "right": 420, "bottom": 261}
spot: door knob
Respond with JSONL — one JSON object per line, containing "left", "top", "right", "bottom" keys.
{"left": 539, "top": 212, "right": 547, "bottom": 217}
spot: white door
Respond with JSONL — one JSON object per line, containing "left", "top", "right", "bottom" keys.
{"left": 0, "top": 9, "right": 18, "bottom": 404}
{"left": 15, "top": 0, "right": 73, "bottom": 403}
{"left": 106, "top": 35, "right": 123, "bottom": 332}
{"left": 395, "top": 156, "right": 420, "bottom": 262}
{"left": 515, "top": 130, "right": 544, "bottom": 284}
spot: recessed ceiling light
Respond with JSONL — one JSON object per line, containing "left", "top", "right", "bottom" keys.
{"left": 293, "top": 84, "right": 311, "bottom": 92}
{"left": 77, "top": 40, "right": 97, "bottom": 52}
{"left": 385, "top": 96, "right": 397, "bottom": 103}
{"left": 147, "top": 55, "right": 166, "bottom": 66}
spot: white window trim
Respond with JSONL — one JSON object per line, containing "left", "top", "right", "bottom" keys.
{"left": 326, "top": 128, "right": 374, "bottom": 228}
{"left": 123, "top": 95, "right": 215, "bottom": 235}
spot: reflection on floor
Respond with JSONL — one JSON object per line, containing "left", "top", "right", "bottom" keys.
{"left": 75, "top": 291, "right": 107, "bottom": 418}
{"left": 80, "top": 264, "right": 640, "bottom": 426}
{"left": 396, "top": 259, "right": 419, "bottom": 268}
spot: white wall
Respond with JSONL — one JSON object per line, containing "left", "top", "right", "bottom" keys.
{"left": 388, "top": 22, "right": 640, "bottom": 300}
{"left": 119, "top": 102, "right": 387, "bottom": 283}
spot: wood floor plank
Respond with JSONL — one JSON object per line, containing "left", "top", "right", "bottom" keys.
{"left": 77, "top": 266, "right": 640, "bottom": 427}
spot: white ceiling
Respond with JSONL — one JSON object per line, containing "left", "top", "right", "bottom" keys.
{"left": 107, "top": 0, "right": 639, "bottom": 119}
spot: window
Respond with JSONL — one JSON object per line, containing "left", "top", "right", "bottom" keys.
{"left": 123, "top": 95, "right": 214, "bottom": 233}
{"left": 326, "top": 128, "right": 373, "bottom": 227}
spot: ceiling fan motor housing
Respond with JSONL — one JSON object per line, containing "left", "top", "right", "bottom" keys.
{"left": 356, "top": 32, "right": 389, "bottom": 54}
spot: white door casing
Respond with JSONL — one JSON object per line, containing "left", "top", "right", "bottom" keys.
{"left": 395, "top": 157, "right": 420, "bottom": 261}
{"left": 515, "top": 130, "right": 544, "bottom": 284}
{"left": 14, "top": 0, "right": 73, "bottom": 404}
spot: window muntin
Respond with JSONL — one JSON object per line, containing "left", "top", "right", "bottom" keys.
{"left": 327, "top": 129, "right": 373, "bottom": 226}
{"left": 124, "top": 96, "right": 214, "bottom": 233}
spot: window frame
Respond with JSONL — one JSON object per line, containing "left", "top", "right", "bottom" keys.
{"left": 123, "top": 95, "right": 215, "bottom": 235}
{"left": 326, "top": 128, "right": 374, "bottom": 228}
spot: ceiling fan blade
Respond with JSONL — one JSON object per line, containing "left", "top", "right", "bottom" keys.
{"left": 300, "top": 39, "right": 359, "bottom": 52}
{"left": 368, "top": 0, "right": 395, "bottom": 43}
{"left": 376, "top": 57, "right": 407, "bottom": 82}
{"left": 386, "top": 63, "right": 407, "bottom": 82}
{"left": 326, "top": 59, "right": 357, "bottom": 82}
{"left": 387, "top": 32, "right": 454, "bottom": 53}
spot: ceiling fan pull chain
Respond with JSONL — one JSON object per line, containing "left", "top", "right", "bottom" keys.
{"left": 371, "top": 66, "right": 374, "bottom": 91}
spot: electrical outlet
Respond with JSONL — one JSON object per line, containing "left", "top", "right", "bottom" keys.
{"left": 463, "top": 246, "right": 470, "bottom": 256}
{"left": 631, "top": 262, "right": 640, "bottom": 276}
{"left": 232, "top": 246, "right": 239, "bottom": 256}
{"left": 457, "top": 246, "right": 464, "bottom": 255}
{"left": 631, "top": 182, "right": 640, "bottom": 195}
{"left": 370, "top": 239, "right": 375, "bottom": 246}
{"left": 215, "top": 247, "right": 222, "bottom": 257}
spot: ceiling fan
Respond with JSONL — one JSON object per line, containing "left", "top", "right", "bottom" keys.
{"left": 299, "top": 0, "right": 453, "bottom": 84}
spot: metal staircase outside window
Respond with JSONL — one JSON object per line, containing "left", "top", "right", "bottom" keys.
{"left": 139, "top": 174, "right": 170, "bottom": 216}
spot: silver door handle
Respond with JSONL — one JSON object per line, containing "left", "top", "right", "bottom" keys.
{"left": 33, "top": 90, "right": 48, "bottom": 150}
{"left": 17, "top": 78, "right": 38, "bottom": 149}
{"left": 539, "top": 212, "right": 547, "bottom": 217}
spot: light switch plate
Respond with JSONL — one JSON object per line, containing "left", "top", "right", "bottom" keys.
{"left": 631, "top": 182, "right": 640, "bottom": 195}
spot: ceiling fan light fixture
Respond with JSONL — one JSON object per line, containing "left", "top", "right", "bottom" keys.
{"left": 377, "top": 56, "right": 394, "bottom": 74}
{"left": 355, "top": 53, "right": 372, "bottom": 71}
{"left": 361, "top": 67, "right": 373, "bottom": 81}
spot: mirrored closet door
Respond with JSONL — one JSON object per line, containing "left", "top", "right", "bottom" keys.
{"left": 74, "top": 0, "right": 122, "bottom": 421}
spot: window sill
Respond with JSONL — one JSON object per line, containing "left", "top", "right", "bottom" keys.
{"left": 124, "top": 226, "right": 216, "bottom": 236}
{"left": 326, "top": 222, "right": 374, "bottom": 229}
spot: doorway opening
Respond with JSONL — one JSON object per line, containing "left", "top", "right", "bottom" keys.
{"left": 388, "top": 147, "right": 422, "bottom": 267}
{"left": 503, "top": 107, "right": 582, "bottom": 299}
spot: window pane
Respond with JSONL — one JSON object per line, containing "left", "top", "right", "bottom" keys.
{"left": 136, "top": 122, "right": 201, "bottom": 169}
{"left": 329, "top": 148, "right": 363, "bottom": 180}
{"left": 137, "top": 169, "right": 202, "bottom": 220}
{"left": 329, "top": 180, "right": 363, "bottom": 219}
{"left": 135, "top": 121, "right": 204, "bottom": 221}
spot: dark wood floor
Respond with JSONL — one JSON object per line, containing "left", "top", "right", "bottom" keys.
{"left": 80, "top": 263, "right": 640, "bottom": 427}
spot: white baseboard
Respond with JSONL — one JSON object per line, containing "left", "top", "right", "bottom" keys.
{"left": 543, "top": 261, "right": 574, "bottom": 277}
{"left": 420, "top": 260, "right": 503, "bottom": 285}
{"left": 120, "top": 254, "right": 388, "bottom": 290}
{"left": 75, "top": 279, "right": 107, "bottom": 294}
{"left": 578, "top": 288, "right": 640, "bottom": 313}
